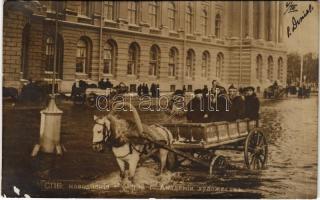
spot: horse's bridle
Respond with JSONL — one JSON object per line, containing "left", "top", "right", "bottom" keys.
{"left": 93, "top": 120, "right": 111, "bottom": 144}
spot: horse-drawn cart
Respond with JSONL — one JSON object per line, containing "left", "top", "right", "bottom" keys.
{"left": 158, "top": 119, "right": 268, "bottom": 174}
{"left": 93, "top": 102, "right": 268, "bottom": 177}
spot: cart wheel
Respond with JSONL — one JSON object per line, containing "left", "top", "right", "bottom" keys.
{"left": 86, "top": 93, "right": 96, "bottom": 108}
{"left": 209, "top": 155, "right": 227, "bottom": 175}
{"left": 244, "top": 129, "right": 268, "bottom": 170}
{"left": 166, "top": 151, "right": 178, "bottom": 171}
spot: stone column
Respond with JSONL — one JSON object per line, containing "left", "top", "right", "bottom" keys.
{"left": 270, "top": 1, "right": 276, "bottom": 41}
{"left": 118, "top": 2, "right": 128, "bottom": 30}
{"left": 209, "top": 1, "right": 216, "bottom": 38}
{"left": 258, "top": 2, "right": 265, "bottom": 40}
{"left": 278, "top": 2, "right": 283, "bottom": 42}
{"left": 160, "top": 2, "right": 169, "bottom": 35}
{"left": 194, "top": 2, "right": 201, "bottom": 36}
{"left": 247, "top": 1, "right": 254, "bottom": 38}
{"left": 118, "top": 1, "right": 128, "bottom": 23}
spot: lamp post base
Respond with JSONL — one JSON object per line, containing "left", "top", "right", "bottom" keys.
{"left": 31, "top": 144, "right": 67, "bottom": 157}
{"left": 31, "top": 95, "right": 65, "bottom": 157}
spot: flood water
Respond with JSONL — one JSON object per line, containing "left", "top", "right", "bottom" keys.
{"left": 2, "top": 96, "right": 318, "bottom": 198}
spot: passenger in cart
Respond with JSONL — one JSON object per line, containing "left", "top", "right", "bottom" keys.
{"left": 244, "top": 86, "right": 260, "bottom": 120}
{"left": 225, "top": 84, "right": 246, "bottom": 121}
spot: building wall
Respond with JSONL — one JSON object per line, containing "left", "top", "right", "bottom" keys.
{"left": 3, "top": 1, "right": 287, "bottom": 92}
{"left": 3, "top": 8, "right": 28, "bottom": 88}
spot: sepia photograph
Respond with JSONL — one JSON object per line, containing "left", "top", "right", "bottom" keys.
{"left": 1, "top": 0, "right": 319, "bottom": 198}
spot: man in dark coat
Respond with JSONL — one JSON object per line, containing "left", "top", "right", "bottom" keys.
{"left": 225, "top": 84, "right": 246, "bottom": 121}
{"left": 244, "top": 86, "right": 260, "bottom": 120}
{"left": 207, "top": 87, "right": 230, "bottom": 122}
{"left": 186, "top": 89, "right": 208, "bottom": 123}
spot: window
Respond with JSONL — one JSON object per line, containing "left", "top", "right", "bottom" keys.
{"left": 169, "top": 48, "right": 178, "bottom": 77}
{"left": 267, "top": 56, "right": 274, "bottom": 81}
{"left": 45, "top": 36, "right": 55, "bottom": 71}
{"left": 21, "top": 24, "right": 30, "bottom": 79}
{"left": 76, "top": 39, "right": 89, "bottom": 73}
{"left": 149, "top": 45, "right": 160, "bottom": 76}
{"left": 79, "top": 1, "right": 90, "bottom": 17}
{"left": 103, "top": 40, "right": 117, "bottom": 74}
{"left": 201, "top": 9, "right": 208, "bottom": 36}
{"left": 127, "top": 43, "right": 140, "bottom": 75}
{"left": 186, "top": 49, "right": 195, "bottom": 78}
{"left": 278, "top": 57, "right": 283, "bottom": 80}
{"left": 50, "top": 1, "right": 65, "bottom": 13}
{"left": 215, "top": 14, "right": 221, "bottom": 38}
{"left": 216, "top": 53, "right": 224, "bottom": 78}
{"left": 170, "top": 85, "right": 176, "bottom": 92}
{"left": 168, "top": 2, "right": 176, "bottom": 30}
{"left": 149, "top": 1, "right": 159, "bottom": 28}
{"left": 104, "top": 1, "right": 114, "bottom": 20}
{"left": 256, "top": 55, "right": 263, "bottom": 81}
{"left": 202, "top": 51, "right": 210, "bottom": 78}
{"left": 128, "top": 1, "right": 137, "bottom": 24}
{"left": 186, "top": 5, "right": 193, "bottom": 34}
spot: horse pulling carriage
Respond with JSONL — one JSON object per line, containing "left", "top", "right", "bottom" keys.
{"left": 92, "top": 102, "right": 268, "bottom": 182}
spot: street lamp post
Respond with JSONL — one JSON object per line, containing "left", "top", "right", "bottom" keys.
{"left": 31, "top": 2, "right": 64, "bottom": 156}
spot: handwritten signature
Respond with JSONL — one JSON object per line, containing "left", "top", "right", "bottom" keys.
{"left": 287, "top": 4, "right": 314, "bottom": 38}
{"left": 284, "top": 1, "right": 298, "bottom": 15}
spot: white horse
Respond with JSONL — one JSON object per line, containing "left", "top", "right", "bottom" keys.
{"left": 92, "top": 115, "right": 173, "bottom": 183}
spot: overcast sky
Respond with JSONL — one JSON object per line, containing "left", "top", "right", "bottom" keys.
{"left": 283, "top": 1, "right": 319, "bottom": 55}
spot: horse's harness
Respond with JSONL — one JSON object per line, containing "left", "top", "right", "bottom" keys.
{"left": 93, "top": 120, "right": 149, "bottom": 158}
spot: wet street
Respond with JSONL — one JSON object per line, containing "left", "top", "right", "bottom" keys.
{"left": 2, "top": 96, "right": 318, "bottom": 198}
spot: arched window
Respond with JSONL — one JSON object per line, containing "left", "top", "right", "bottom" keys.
{"left": 186, "top": 49, "right": 195, "bottom": 78}
{"left": 256, "top": 55, "right": 263, "bottom": 81}
{"left": 104, "top": 1, "right": 114, "bottom": 20}
{"left": 128, "top": 1, "right": 137, "bottom": 24}
{"left": 127, "top": 43, "right": 140, "bottom": 75}
{"left": 216, "top": 53, "right": 224, "bottom": 78}
{"left": 45, "top": 36, "right": 54, "bottom": 72}
{"left": 103, "top": 40, "right": 117, "bottom": 74}
{"left": 79, "top": 1, "right": 90, "bottom": 17}
{"left": 169, "top": 47, "right": 178, "bottom": 77}
{"left": 168, "top": 2, "right": 176, "bottom": 30}
{"left": 201, "top": 9, "right": 208, "bottom": 36}
{"left": 76, "top": 38, "right": 90, "bottom": 73}
{"left": 186, "top": 5, "right": 193, "bottom": 34}
{"left": 215, "top": 14, "right": 221, "bottom": 38}
{"left": 267, "top": 56, "right": 274, "bottom": 81}
{"left": 149, "top": 1, "right": 159, "bottom": 28}
{"left": 278, "top": 57, "right": 283, "bottom": 80}
{"left": 201, "top": 51, "right": 210, "bottom": 78}
{"left": 149, "top": 45, "right": 160, "bottom": 76}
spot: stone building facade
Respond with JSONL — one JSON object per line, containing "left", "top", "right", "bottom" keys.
{"left": 3, "top": 1, "right": 287, "bottom": 92}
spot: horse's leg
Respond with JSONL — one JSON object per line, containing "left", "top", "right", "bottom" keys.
{"left": 128, "top": 151, "right": 140, "bottom": 184}
{"left": 116, "top": 158, "right": 126, "bottom": 180}
{"left": 158, "top": 149, "right": 169, "bottom": 175}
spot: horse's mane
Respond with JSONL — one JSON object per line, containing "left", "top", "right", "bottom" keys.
{"left": 106, "top": 114, "right": 140, "bottom": 139}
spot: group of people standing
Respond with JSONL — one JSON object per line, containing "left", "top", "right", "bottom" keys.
{"left": 137, "top": 83, "right": 160, "bottom": 97}
{"left": 186, "top": 80, "right": 260, "bottom": 123}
